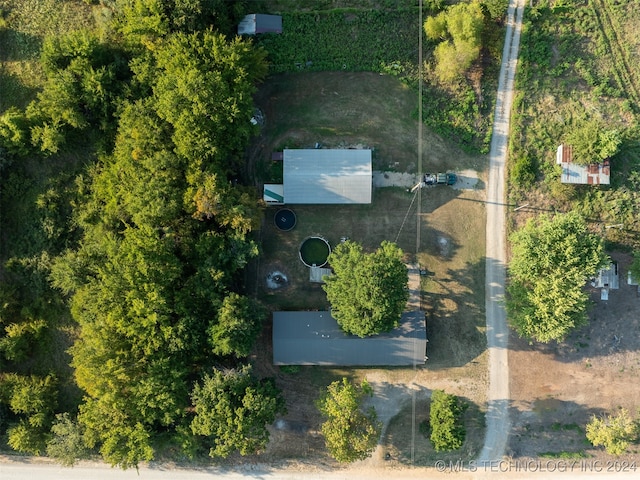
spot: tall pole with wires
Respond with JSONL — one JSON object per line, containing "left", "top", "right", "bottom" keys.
{"left": 410, "top": 0, "right": 424, "bottom": 467}
{"left": 416, "top": 0, "right": 423, "bottom": 259}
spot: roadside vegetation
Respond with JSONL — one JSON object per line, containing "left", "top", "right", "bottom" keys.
{"left": 317, "top": 378, "right": 381, "bottom": 463}
{"left": 506, "top": 0, "right": 640, "bottom": 462}
{"left": 0, "top": 0, "right": 503, "bottom": 469}
{"left": 506, "top": 212, "right": 607, "bottom": 343}
{"left": 428, "top": 389, "right": 468, "bottom": 452}
{"left": 509, "top": 0, "right": 640, "bottom": 246}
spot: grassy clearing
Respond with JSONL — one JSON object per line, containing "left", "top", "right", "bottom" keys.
{"left": 0, "top": 0, "right": 95, "bottom": 110}
{"left": 251, "top": 72, "right": 481, "bottom": 176}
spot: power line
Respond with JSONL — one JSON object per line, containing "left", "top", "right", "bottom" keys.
{"left": 411, "top": 0, "right": 424, "bottom": 466}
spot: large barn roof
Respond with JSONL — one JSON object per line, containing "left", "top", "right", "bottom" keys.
{"left": 283, "top": 149, "right": 372, "bottom": 204}
{"left": 272, "top": 310, "right": 426, "bottom": 366}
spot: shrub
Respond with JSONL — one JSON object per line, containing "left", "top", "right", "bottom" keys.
{"left": 510, "top": 154, "right": 537, "bottom": 189}
{"left": 586, "top": 409, "right": 639, "bottom": 456}
{"left": 429, "top": 390, "right": 467, "bottom": 451}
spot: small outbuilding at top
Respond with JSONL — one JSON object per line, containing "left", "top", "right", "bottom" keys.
{"left": 556, "top": 144, "right": 610, "bottom": 185}
{"left": 237, "top": 14, "right": 283, "bottom": 35}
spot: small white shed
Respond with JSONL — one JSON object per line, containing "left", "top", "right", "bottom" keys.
{"left": 238, "top": 14, "right": 283, "bottom": 35}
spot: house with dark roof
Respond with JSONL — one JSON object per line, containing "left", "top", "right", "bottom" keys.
{"left": 237, "top": 14, "right": 283, "bottom": 35}
{"left": 263, "top": 149, "right": 372, "bottom": 205}
{"left": 556, "top": 144, "right": 610, "bottom": 185}
{"left": 272, "top": 310, "right": 427, "bottom": 366}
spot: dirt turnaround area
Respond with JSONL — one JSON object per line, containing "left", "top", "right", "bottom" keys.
{"left": 509, "top": 252, "right": 640, "bottom": 461}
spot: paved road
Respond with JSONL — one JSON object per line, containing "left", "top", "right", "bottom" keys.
{"left": 478, "top": 0, "right": 526, "bottom": 464}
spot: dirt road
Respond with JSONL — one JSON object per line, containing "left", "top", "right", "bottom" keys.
{"left": 478, "top": 0, "right": 526, "bottom": 464}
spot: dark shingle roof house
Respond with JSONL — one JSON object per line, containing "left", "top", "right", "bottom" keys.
{"left": 272, "top": 310, "right": 427, "bottom": 366}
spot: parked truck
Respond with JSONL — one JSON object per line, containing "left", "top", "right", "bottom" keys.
{"left": 423, "top": 172, "right": 457, "bottom": 186}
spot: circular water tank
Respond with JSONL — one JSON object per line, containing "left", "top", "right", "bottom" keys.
{"left": 299, "top": 237, "right": 331, "bottom": 267}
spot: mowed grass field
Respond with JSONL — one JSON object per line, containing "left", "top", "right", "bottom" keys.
{"left": 248, "top": 71, "right": 488, "bottom": 464}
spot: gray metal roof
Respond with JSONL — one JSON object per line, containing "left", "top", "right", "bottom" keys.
{"left": 283, "top": 149, "right": 372, "bottom": 204}
{"left": 238, "top": 14, "right": 283, "bottom": 35}
{"left": 272, "top": 310, "right": 427, "bottom": 366}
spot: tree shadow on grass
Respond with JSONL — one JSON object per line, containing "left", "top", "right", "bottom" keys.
{"left": 423, "top": 257, "right": 486, "bottom": 369}
{"left": 0, "top": 68, "right": 39, "bottom": 111}
{"left": 383, "top": 390, "right": 485, "bottom": 466}
{"left": 508, "top": 399, "right": 604, "bottom": 460}
{"left": 0, "top": 29, "right": 42, "bottom": 61}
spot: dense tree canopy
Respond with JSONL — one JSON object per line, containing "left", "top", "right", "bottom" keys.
{"left": 316, "top": 378, "right": 381, "bottom": 463}
{"left": 506, "top": 212, "right": 606, "bottom": 342}
{"left": 190, "top": 366, "right": 286, "bottom": 458}
{"left": 323, "top": 241, "right": 409, "bottom": 337}
{"left": 40, "top": 27, "right": 274, "bottom": 467}
{"left": 152, "top": 32, "right": 267, "bottom": 168}
{"left": 424, "top": 1, "right": 485, "bottom": 83}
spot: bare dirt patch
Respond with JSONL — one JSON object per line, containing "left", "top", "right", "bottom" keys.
{"left": 509, "top": 252, "right": 640, "bottom": 460}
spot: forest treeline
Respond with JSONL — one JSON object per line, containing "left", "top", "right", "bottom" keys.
{"left": 0, "top": 0, "right": 285, "bottom": 467}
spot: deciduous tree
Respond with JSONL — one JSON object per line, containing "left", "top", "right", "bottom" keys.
{"left": 424, "top": 1, "right": 485, "bottom": 83}
{"left": 506, "top": 212, "right": 606, "bottom": 342}
{"left": 152, "top": 31, "right": 267, "bottom": 168}
{"left": 323, "top": 241, "right": 408, "bottom": 337}
{"left": 208, "top": 293, "right": 266, "bottom": 358}
{"left": 46, "top": 413, "right": 91, "bottom": 466}
{"left": 586, "top": 409, "right": 639, "bottom": 456}
{"left": 317, "top": 378, "right": 381, "bottom": 463}
{"left": 190, "top": 366, "right": 285, "bottom": 458}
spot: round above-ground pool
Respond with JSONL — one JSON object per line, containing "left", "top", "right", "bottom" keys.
{"left": 299, "top": 236, "right": 331, "bottom": 267}
{"left": 274, "top": 208, "right": 296, "bottom": 231}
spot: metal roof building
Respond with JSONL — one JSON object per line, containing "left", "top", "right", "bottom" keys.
{"left": 272, "top": 310, "right": 426, "bottom": 366}
{"left": 237, "top": 14, "right": 283, "bottom": 35}
{"left": 283, "top": 149, "right": 372, "bottom": 204}
{"left": 556, "top": 144, "right": 610, "bottom": 185}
